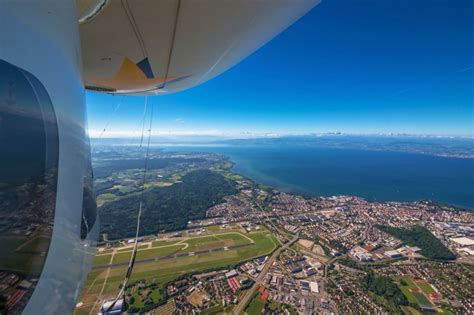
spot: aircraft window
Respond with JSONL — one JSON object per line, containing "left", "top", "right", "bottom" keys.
{"left": 0, "top": 59, "right": 59, "bottom": 314}
{"left": 81, "top": 170, "right": 97, "bottom": 240}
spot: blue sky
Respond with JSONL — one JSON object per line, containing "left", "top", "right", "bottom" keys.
{"left": 87, "top": 0, "right": 473, "bottom": 138}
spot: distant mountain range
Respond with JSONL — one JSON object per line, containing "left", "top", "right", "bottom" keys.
{"left": 219, "top": 135, "right": 474, "bottom": 159}
{"left": 91, "top": 134, "right": 474, "bottom": 159}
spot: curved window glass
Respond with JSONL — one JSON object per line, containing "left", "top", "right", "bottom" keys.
{"left": 81, "top": 166, "right": 97, "bottom": 240}
{"left": 0, "top": 59, "right": 58, "bottom": 314}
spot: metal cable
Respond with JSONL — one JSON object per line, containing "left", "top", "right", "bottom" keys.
{"left": 104, "top": 98, "right": 155, "bottom": 314}
{"left": 160, "top": 0, "right": 181, "bottom": 90}
{"left": 139, "top": 96, "right": 148, "bottom": 147}
{"left": 90, "top": 95, "right": 124, "bottom": 153}
{"left": 121, "top": 0, "right": 148, "bottom": 59}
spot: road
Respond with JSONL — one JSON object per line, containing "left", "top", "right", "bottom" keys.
{"left": 233, "top": 233, "right": 299, "bottom": 315}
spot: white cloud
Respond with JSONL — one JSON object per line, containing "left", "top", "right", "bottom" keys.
{"left": 87, "top": 128, "right": 290, "bottom": 139}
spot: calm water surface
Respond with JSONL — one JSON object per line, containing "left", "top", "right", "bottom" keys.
{"left": 163, "top": 145, "right": 474, "bottom": 210}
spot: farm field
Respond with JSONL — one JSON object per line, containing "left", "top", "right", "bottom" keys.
{"left": 75, "top": 227, "right": 277, "bottom": 315}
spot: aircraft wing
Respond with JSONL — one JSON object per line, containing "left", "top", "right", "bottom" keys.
{"left": 79, "top": 0, "right": 320, "bottom": 95}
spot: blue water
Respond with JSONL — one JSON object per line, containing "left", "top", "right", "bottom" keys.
{"left": 162, "top": 145, "right": 474, "bottom": 210}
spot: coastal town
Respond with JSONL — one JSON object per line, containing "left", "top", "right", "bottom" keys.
{"left": 74, "top": 167, "right": 474, "bottom": 315}
{"left": 178, "top": 184, "right": 474, "bottom": 315}
{"left": 54, "top": 147, "right": 473, "bottom": 315}
{"left": 2, "top": 149, "right": 472, "bottom": 315}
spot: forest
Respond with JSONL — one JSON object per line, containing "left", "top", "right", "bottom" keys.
{"left": 100, "top": 169, "right": 236, "bottom": 239}
{"left": 361, "top": 270, "right": 407, "bottom": 309}
{"left": 92, "top": 156, "right": 206, "bottom": 178}
{"left": 377, "top": 225, "right": 456, "bottom": 260}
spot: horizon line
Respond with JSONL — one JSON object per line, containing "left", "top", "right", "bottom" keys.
{"left": 88, "top": 131, "right": 474, "bottom": 140}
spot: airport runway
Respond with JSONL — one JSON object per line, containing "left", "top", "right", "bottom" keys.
{"left": 92, "top": 243, "right": 254, "bottom": 269}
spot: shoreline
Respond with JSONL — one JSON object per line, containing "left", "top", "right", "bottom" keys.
{"left": 224, "top": 157, "right": 474, "bottom": 212}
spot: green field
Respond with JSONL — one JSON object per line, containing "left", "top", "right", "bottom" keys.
{"left": 18, "top": 235, "right": 51, "bottom": 252}
{"left": 130, "top": 292, "right": 145, "bottom": 308}
{"left": 201, "top": 304, "right": 224, "bottom": 314}
{"left": 207, "top": 225, "right": 221, "bottom": 232}
{"left": 96, "top": 192, "right": 118, "bottom": 205}
{"left": 92, "top": 254, "right": 112, "bottom": 266}
{"left": 399, "top": 287, "right": 418, "bottom": 304}
{"left": 396, "top": 276, "right": 420, "bottom": 304}
{"left": 245, "top": 293, "right": 266, "bottom": 315}
{"left": 93, "top": 232, "right": 256, "bottom": 265}
{"left": 116, "top": 244, "right": 149, "bottom": 252}
{"left": 128, "top": 287, "right": 163, "bottom": 309}
{"left": 75, "top": 229, "right": 278, "bottom": 314}
{"left": 112, "top": 244, "right": 186, "bottom": 264}
{"left": 417, "top": 281, "right": 435, "bottom": 295}
{"left": 395, "top": 276, "right": 434, "bottom": 308}
{"left": 439, "top": 307, "right": 454, "bottom": 315}
{"left": 413, "top": 292, "right": 432, "bottom": 307}
{"left": 398, "top": 276, "right": 417, "bottom": 289}
{"left": 151, "top": 239, "right": 180, "bottom": 247}
{"left": 96, "top": 248, "right": 114, "bottom": 254}
{"left": 0, "top": 231, "right": 51, "bottom": 275}
{"left": 401, "top": 306, "right": 421, "bottom": 315}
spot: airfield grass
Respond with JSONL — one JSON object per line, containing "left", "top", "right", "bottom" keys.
{"left": 151, "top": 239, "right": 180, "bottom": 247}
{"left": 112, "top": 244, "right": 186, "bottom": 264}
{"left": 76, "top": 229, "right": 277, "bottom": 314}
{"left": 93, "top": 232, "right": 257, "bottom": 265}
{"left": 96, "top": 248, "right": 114, "bottom": 254}
{"left": 116, "top": 244, "right": 149, "bottom": 252}
{"left": 207, "top": 225, "right": 221, "bottom": 232}
{"left": 105, "top": 231, "right": 266, "bottom": 268}
{"left": 184, "top": 232, "right": 252, "bottom": 252}
{"left": 92, "top": 254, "right": 112, "bottom": 265}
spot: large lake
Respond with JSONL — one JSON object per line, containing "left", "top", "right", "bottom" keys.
{"left": 162, "top": 145, "right": 474, "bottom": 210}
